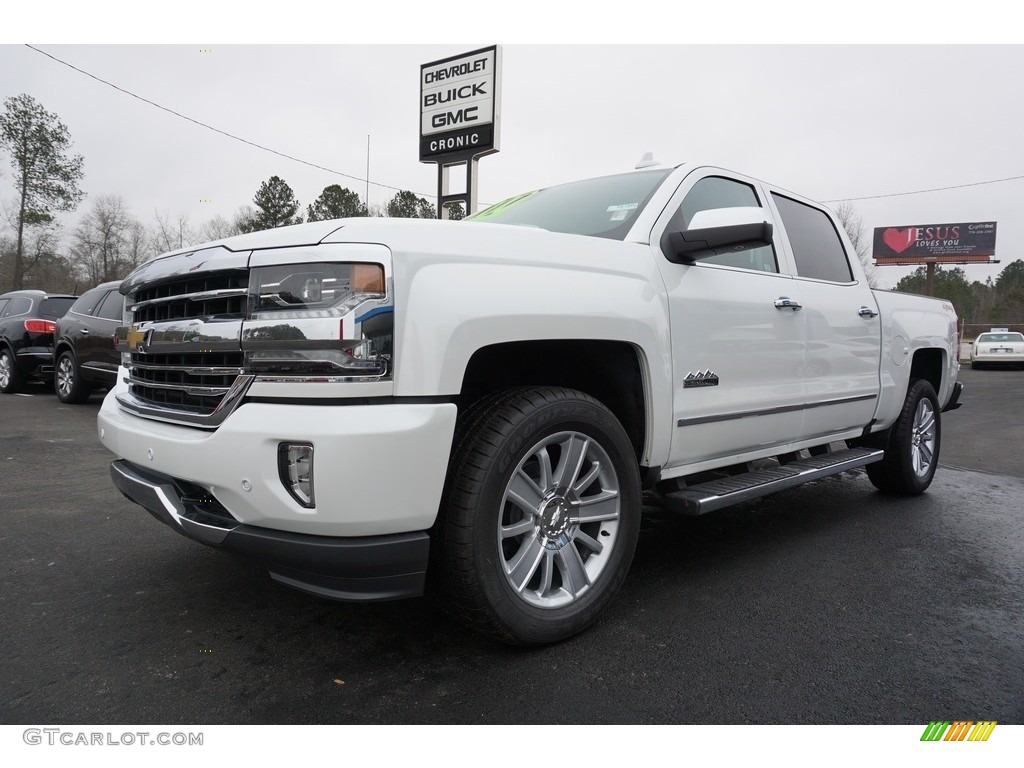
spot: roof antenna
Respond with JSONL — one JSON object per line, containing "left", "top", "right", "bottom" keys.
{"left": 634, "top": 152, "right": 659, "bottom": 169}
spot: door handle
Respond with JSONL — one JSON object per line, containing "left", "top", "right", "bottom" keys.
{"left": 81, "top": 329, "right": 90, "bottom": 335}
{"left": 774, "top": 297, "right": 802, "bottom": 311}
{"left": 858, "top": 306, "right": 879, "bottom": 318}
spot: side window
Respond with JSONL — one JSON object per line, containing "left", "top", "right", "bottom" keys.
{"left": 70, "top": 289, "right": 105, "bottom": 317}
{"left": 5, "top": 297, "right": 32, "bottom": 316}
{"left": 0, "top": 299, "right": 9, "bottom": 316}
{"left": 772, "top": 193, "right": 853, "bottom": 283}
{"left": 95, "top": 291, "right": 125, "bottom": 321}
{"left": 667, "top": 176, "right": 778, "bottom": 273}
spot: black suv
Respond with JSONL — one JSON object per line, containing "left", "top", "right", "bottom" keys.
{"left": 0, "top": 290, "right": 78, "bottom": 394}
{"left": 53, "top": 281, "right": 124, "bottom": 403}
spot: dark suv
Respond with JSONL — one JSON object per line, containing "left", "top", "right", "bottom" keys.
{"left": 52, "top": 281, "right": 124, "bottom": 403}
{"left": 0, "top": 290, "right": 78, "bottom": 394}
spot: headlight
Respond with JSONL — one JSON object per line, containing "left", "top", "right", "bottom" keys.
{"left": 243, "top": 262, "right": 392, "bottom": 379}
{"left": 250, "top": 263, "right": 384, "bottom": 318}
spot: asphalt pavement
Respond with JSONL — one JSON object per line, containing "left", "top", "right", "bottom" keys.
{"left": 1, "top": 368, "right": 1021, "bottom": 724}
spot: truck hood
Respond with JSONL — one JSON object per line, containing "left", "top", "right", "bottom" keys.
{"left": 121, "top": 217, "right": 652, "bottom": 294}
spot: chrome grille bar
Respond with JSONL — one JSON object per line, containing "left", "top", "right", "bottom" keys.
{"left": 130, "top": 287, "right": 249, "bottom": 311}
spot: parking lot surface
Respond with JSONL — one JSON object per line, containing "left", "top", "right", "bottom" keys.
{"left": 1, "top": 367, "right": 1021, "bottom": 724}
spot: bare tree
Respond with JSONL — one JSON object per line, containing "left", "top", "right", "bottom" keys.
{"left": 231, "top": 205, "right": 257, "bottom": 235}
{"left": 833, "top": 201, "right": 880, "bottom": 288}
{"left": 152, "top": 210, "right": 196, "bottom": 254}
{"left": 198, "top": 209, "right": 249, "bottom": 242}
{"left": 68, "top": 195, "right": 148, "bottom": 286}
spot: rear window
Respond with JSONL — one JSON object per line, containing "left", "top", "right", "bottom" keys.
{"left": 39, "top": 297, "right": 76, "bottom": 319}
{"left": 977, "top": 333, "right": 1024, "bottom": 343}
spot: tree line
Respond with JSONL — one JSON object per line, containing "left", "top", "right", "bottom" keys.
{"left": 0, "top": 93, "right": 461, "bottom": 293}
{"left": 6, "top": 91, "right": 1021, "bottom": 328}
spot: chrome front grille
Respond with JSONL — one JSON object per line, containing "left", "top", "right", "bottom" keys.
{"left": 128, "top": 351, "right": 244, "bottom": 414}
{"left": 122, "top": 268, "right": 250, "bottom": 426}
{"left": 132, "top": 271, "right": 248, "bottom": 323}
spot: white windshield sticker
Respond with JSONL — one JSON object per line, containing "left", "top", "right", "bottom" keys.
{"left": 606, "top": 203, "right": 639, "bottom": 212}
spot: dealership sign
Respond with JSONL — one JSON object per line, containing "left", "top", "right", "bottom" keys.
{"left": 872, "top": 222, "right": 998, "bottom": 264}
{"left": 420, "top": 45, "right": 501, "bottom": 162}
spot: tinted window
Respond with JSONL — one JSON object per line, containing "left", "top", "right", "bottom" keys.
{"left": 70, "top": 288, "right": 107, "bottom": 316}
{"left": 95, "top": 291, "right": 125, "bottom": 321}
{"left": 669, "top": 176, "right": 777, "bottom": 272}
{"left": 39, "top": 297, "right": 76, "bottom": 319}
{"left": 0, "top": 299, "right": 8, "bottom": 316}
{"left": 468, "top": 169, "right": 672, "bottom": 240}
{"left": 4, "top": 297, "right": 32, "bottom": 316}
{"left": 773, "top": 194, "right": 852, "bottom": 283}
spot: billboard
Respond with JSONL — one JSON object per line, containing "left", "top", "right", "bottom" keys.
{"left": 872, "top": 222, "right": 997, "bottom": 264}
{"left": 419, "top": 45, "right": 501, "bottom": 162}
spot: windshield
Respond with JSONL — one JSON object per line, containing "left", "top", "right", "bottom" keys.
{"left": 467, "top": 169, "right": 673, "bottom": 240}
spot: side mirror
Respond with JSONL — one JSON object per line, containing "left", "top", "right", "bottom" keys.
{"left": 662, "top": 207, "right": 773, "bottom": 264}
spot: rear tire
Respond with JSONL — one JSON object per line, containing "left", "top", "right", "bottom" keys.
{"left": 55, "top": 350, "right": 93, "bottom": 404}
{"left": 0, "top": 347, "right": 22, "bottom": 394}
{"left": 434, "top": 387, "right": 641, "bottom": 645}
{"left": 866, "top": 379, "right": 940, "bottom": 495}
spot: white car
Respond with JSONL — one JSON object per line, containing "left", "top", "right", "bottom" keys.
{"left": 971, "top": 331, "right": 1024, "bottom": 369}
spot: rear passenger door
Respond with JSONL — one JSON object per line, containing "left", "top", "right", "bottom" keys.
{"left": 79, "top": 290, "right": 124, "bottom": 378}
{"left": 766, "top": 191, "right": 881, "bottom": 439}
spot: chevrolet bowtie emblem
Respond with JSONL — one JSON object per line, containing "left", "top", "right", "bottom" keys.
{"left": 126, "top": 325, "right": 150, "bottom": 353}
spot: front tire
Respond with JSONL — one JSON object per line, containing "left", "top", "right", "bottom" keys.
{"left": 0, "top": 347, "right": 22, "bottom": 394}
{"left": 55, "top": 350, "right": 93, "bottom": 403}
{"left": 435, "top": 387, "right": 641, "bottom": 645}
{"left": 866, "top": 378, "right": 941, "bottom": 495}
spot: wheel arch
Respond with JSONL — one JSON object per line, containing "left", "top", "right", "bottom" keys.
{"left": 909, "top": 347, "right": 944, "bottom": 395}
{"left": 458, "top": 339, "right": 650, "bottom": 465}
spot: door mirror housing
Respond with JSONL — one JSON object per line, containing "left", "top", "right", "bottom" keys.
{"left": 663, "top": 207, "right": 774, "bottom": 264}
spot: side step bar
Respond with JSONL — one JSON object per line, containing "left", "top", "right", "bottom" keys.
{"left": 662, "top": 447, "right": 884, "bottom": 516}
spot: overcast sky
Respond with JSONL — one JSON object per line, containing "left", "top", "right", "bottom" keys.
{"left": 3, "top": 8, "right": 1023, "bottom": 289}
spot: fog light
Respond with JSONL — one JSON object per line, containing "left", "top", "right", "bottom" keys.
{"left": 278, "top": 443, "right": 315, "bottom": 508}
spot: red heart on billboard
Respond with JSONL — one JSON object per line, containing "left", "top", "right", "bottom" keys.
{"left": 883, "top": 227, "right": 915, "bottom": 254}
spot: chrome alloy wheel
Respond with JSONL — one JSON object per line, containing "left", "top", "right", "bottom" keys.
{"left": 0, "top": 352, "right": 10, "bottom": 390}
{"left": 911, "top": 397, "right": 937, "bottom": 477}
{"left": 56, "top": 355, "right": 75, "bottom": 398}
{"left": 498, "top": 430, "right": 621, "bottom": 609}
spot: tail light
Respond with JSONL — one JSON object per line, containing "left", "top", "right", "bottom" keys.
{"left": 24, "top": 319, "right": 56, "bottom": 334}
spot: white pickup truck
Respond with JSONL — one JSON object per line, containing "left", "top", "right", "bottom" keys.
{"left": 98, "top": 161, "right": 962, "bottom": 644}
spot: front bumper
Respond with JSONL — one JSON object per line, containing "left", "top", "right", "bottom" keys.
{"left": 111, "top": 460, "right": 429, "bottom": 600}
{"left": 98, "top": 384, "right": 457, "bottom": 537}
